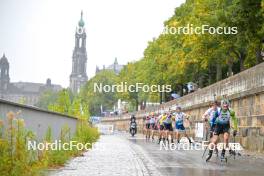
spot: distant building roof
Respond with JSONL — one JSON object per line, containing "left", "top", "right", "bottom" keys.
{"left": 8, "top": 81, "right": 62, "bottom": 94}
{"left": 96, "top": 57, "right": 124, "bottom": 75}
{"left": 106, "top": 64, "right": 123, "bottom": 73}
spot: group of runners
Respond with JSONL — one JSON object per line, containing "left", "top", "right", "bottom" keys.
{"left": 142, "top": 99, "right": 238, "bottom": 162}
{"left": 144, "top": 106, "right": 192, "bottom": 145}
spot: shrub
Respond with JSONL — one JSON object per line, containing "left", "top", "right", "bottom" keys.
{"left": 0, "top": 112, "right": 43, "bottom": 176}
{"left": 0, "top": 111, "right": 100, "bottom": 176}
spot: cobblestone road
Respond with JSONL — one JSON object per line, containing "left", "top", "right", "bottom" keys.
{"left": 50, "top": 134, "right": 264, "bottom": 176}
{"left": 50, "top": 135, "right": 160, "bottom": 176}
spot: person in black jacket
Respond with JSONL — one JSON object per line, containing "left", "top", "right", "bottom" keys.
{"left": 130, "top": 115, "right": 137, "bottom": 134}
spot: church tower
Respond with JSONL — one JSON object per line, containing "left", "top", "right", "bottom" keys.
{"left": 70, "top": 11, "right": 88, "bottom": 93}
{"left": 0, "top": 54, "right": 10, "bottom": 92}
{"left": 113, "top": 57, "right": 118, "bottom": 73}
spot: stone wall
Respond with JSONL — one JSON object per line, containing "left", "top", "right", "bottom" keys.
{"left": 101, "top": 62, "right": 264, "bottom": 152}
{"left": 0, "top": 99, "right": 78, "bottom": 140}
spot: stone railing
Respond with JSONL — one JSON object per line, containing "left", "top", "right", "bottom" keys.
{"left": 102, "top": 62, "right": 264, "bottom": 152}
{"left": 103, "top": 62, "right": 264, "bottom": 120}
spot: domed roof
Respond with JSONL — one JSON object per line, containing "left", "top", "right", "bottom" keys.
{"left": 0, "top": 54, "right": 9, "bottom": 64}
{"left": 78, "top": 11, "right": 85, "bottom": 27}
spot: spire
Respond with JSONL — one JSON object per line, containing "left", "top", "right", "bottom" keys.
{"left": 2, "top": 53, "right": 7, "bottom": 59}
{"left": 114, "top": 57, "right": 118, "bottom": 65}
{"left": 96, "top": 65, "right": 100, "bottom": 73}
{"left": 78, "top": 10, "right": 85, "bottom": 27}
{"left": 0, "top": 53, "right": 8, "bottom": 64}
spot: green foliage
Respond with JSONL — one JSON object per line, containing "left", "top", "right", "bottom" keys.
{"left": 35, "top": 91, "right": 58, "bottom": 110}
{"left": 45, "top": 126, "right": 52, "bottom": 142}
{"left": 38, "top": 88, "right": 91, "bottom": 118}
{"left": 36, "top": 88, "right": 100, "bottom": 168}
{"left": 34, "top": 1, "right": 263, "bottom": 113}
{"left": 0, "top": 112, "right": 99, "bottom": 176}
{"left": 47, "top": 89, "right": 73, "bottom": 114}
{"left": 0, "top": 112, "right": 41, "bottom": 176}
{"left": 44, "top": 118, "right": 99, "bottom": 168}
{"left": 32, "top": 79, "right": 100, "bottom": 171}
{"left": 74, "top": 118, "right": 99, "bottom": 144}
{"left": 80, "top": 70, "right": 119, "bottom": 116}
{"left": 18, "top": 97, "right": 26, "bottom": 105}
{"left": 114, "top": 0, "right": 263, "bottom": 110}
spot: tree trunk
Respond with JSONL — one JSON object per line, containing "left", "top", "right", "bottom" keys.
{"left": 159, "top": 92, "right": 162, "bottom": 104}
{"left": 180, "top": 84, "right": 184, "bottom": 96}
{"left": 256, "top": 40, "right": 264, "bottom": 64}
{"left": 256, "top": 48, "right": 263, "bottom": 64}
{"left": 216, "top": 60, "right": 222, "bottom": 81}
{"left": 198, "top": 72, "right": 205, "bottom": 88}
{"left": 239, "top": 51, "right": 246, "bottom": 71}
{"left": 139, "top": 101, "right": 143, "bottom": 110}
{"left": 208, "top": 65, "right": 213, "bottom": 85}
{"left": 135, "top": 95, "right": 139, "bottom": 111}
{"left": 143, "top": 100, "right": 146, "bottom": 110}
{"left": 227, "top": 58, "right": 233, "bottom": 77}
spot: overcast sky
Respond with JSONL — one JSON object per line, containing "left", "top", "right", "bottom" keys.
{"left": 0, "top": 0, "right": 185, "bottom": 88}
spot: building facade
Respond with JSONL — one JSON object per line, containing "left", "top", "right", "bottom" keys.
{"left": 69, "top": 11, "right": 88, "bottom": 93}
{"left": 0, "top": 54, "right": 62, "bottom": 106}
{"left": 95, "top": 57, "right": 124, "bottom": 75}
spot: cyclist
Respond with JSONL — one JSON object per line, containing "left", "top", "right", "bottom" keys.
{"left": 174, "top": 106, "right": 192, "bottom": 144}
{"left": 206, "top": 99, "right": 238, "bottom": 162}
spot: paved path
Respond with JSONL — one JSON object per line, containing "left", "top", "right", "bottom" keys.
{"left": 50, "top": 135, "right": 160, "bottom": 176}
{"left": 50, "top": 134, "right": 264, "bottom": 176}
{"left": 129, "top": 135, "right": 264, "bottom": 176}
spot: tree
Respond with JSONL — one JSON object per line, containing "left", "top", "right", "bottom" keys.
{"left": 80, "top": 70, "right": 118, "bottom": 116}
{"left": 48, "top": 89, "right": 72, "bottom": 114}
{"left": 36, "top": 90, "right": 58, "bottom": 110}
